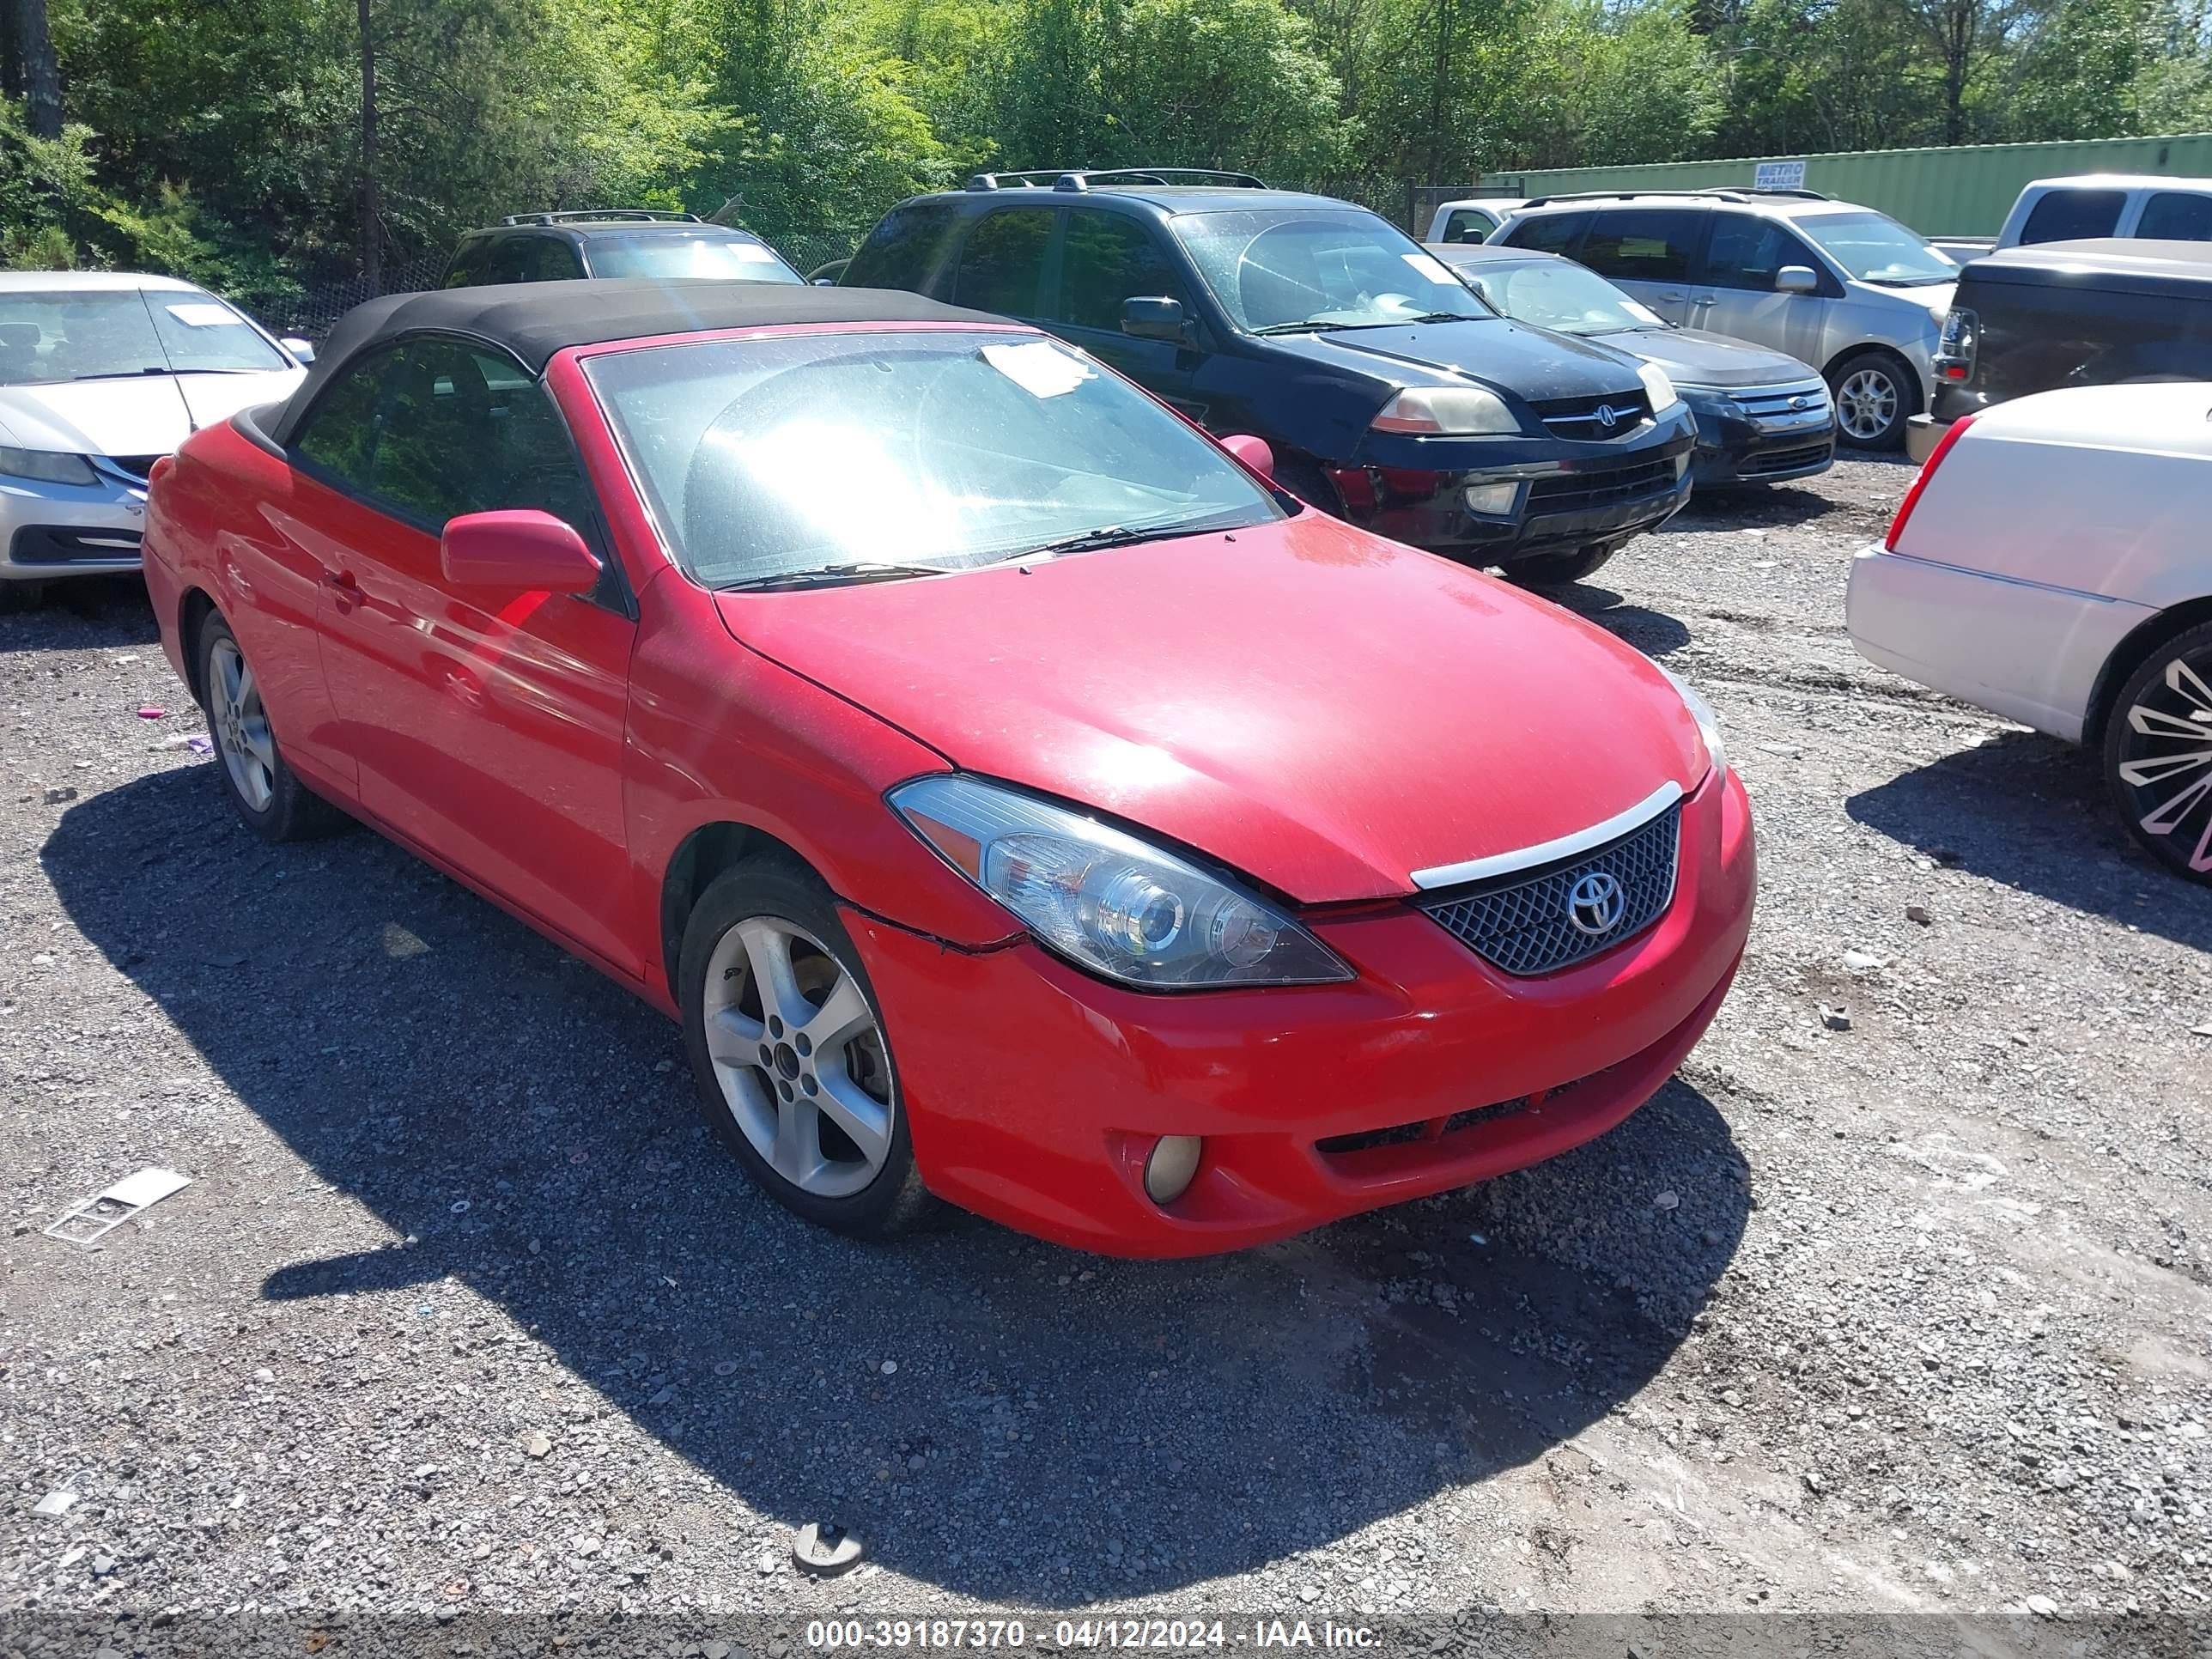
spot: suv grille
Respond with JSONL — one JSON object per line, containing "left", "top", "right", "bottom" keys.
{"left": 1526, "top": 454, "right": 1679, "bottom": 516}
{"left": 1533, "top": 392, "right": 1651, "bottom": 441}
{"left": 1416, "top": 801, "right": 1681, "bottom": 976}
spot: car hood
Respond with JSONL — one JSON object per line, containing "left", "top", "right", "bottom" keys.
{"left": 1584, "top": 325, "right": 1819, "bottom": 390}
{"left": 1266, "top": 316, "right": 1647, "bottom": 404}
{"left": 715, "top": 513, "right": 1706, "bottom": 904}
{"left": 0, "top": 369, "right": 303, "bottom": 458}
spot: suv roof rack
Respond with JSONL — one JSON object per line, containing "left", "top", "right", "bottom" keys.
{"left": 497, "top": 209, "right": 707, "bottom": 226}
{"left": 963, "top": 167, "right": 1267, "bottom": 192}
{"left": 1518, "top": 185, "right": 1831, "bottom": 210}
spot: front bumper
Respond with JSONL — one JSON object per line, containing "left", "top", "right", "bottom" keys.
{"left": 1680, "top": 383, "right": 1836, "bottom": 486}
{"left": 0, "top": 465, "right": 149, "bottom": 580}
{"left": 1329, "top": 418, "right": 1697, "bottom": 563}
{"left": 848, "top": 765, "right": 1755, "bottom": 1257}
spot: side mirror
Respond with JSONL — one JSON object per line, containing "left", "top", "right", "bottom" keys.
{"left": 1122, "top": 295, "right": 1189, "bottom": 343}
{"left": 1775, "top": 265, "right": 1819, "bottom": 295}
{"left": 280, "top": 336, "right": 317, "bottom": 363}
{"left": 440, "top": 509, "right": 601, "bottom": 593}
{"left": 811, "top": 276, "right": 838, "bottom": 287}
{"left": 1220, "top": 434, "right": 1274, "bottom": 483}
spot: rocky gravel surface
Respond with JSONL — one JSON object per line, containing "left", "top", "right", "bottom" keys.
{"left": 2, "top": 458, "right": 2209, "bottom": 1635}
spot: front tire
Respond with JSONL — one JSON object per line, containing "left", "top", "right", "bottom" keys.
{"left": 1504, "top": 544, "right": 1616, "bottom": 587}
{"left": 196, "top": 612, "right": 348, "bottom": 842}
{"left": 2104, "top": 621, "right": 2212, "bottom": 885}
{"left": 678, "top": 859, "right": 935, "bottom": 1237}
{"left": 1829, "top": 351, "right": 1913, "bottom": 451}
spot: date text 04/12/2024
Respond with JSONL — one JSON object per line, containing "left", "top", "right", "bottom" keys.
{"left": 805, "top": 1621, "right": 1382, "bottom": 1650}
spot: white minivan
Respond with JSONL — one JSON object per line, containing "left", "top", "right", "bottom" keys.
{"left": 1994, "top": 174, "right": 2212, "bottom": 249}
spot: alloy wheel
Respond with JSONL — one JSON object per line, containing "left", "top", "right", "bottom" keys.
{"left": 1835, "top": 368, "right": 1899, "bottom": 443}
{"left": 700, "top": 915, "right": 895, "bottom": 1198}
{"left": 208, "top": 636, "right": 276, "bottom": 813}
{"left": 2115, "top": 648, "right": 2212, "bottom": 876}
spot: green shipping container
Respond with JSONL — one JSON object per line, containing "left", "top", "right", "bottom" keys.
{"left": 1481, "top": 132, "right": 2212, "bottom": 237}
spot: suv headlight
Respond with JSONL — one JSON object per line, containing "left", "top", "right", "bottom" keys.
{"left": 890, "top": 775, "right": 1353, "bottom": 989}
{"left": 1370, "top": 386, "right": 1521, "bottom": 435}
{"left": 1660, "top": 667, "right": 1727, "bottom": 777}
{"left": 1636, "top": 362, "right": 1679, "bottom": 414}
{"left": 0, "top": 446, "right": 99, "bottom": 486}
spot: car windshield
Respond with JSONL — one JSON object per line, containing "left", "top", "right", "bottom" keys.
{"left": 1796, "top": 211, "right": 1954, "bottom": 286}
{"left": 1172, "top": 209, "right": 1495, "bottom": 333}
{"left": 584, "top": 234, "right": 802, "bottom": 283}
{"left": 585, "top": 329, "right": 1280, "bottom": 588}
{"left": 0, "top": 287, "right": 288, "bottom": 384}
{"left": 1443, "top": 256, "right": 1663, "bottom": 335}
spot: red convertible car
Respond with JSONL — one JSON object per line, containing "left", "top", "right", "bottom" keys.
{"left": 143, "top": 280, "right": 1754, "bottom": 1256}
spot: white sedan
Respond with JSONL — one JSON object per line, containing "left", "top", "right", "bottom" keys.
{"left": 1849, "top": 383, "right": 2212, "bottom": 884}
{"left": 0, "top": 271, "right": 309, "bottom": 598}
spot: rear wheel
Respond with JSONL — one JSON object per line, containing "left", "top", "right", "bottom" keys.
{"left": 196, "top": 612, "right": 349, "bottom": 842}
{"left": 678, "top": 859, "right": 935, "bottom": 1237}
{"left": 2104, "top": 620, "right": 2212, "bottom": 885}
{"left": 1504, "top": 544, "right": 1616, "bottom": 588}
{"left": 1829, "top": 351, "right": 1913, "bottom": 451}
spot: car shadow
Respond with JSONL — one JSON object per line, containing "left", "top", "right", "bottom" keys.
{"left": 1668, "top": 481, "right": 1839, "bottom": 531}
{"left": 0, "top": 577, "right": 159, "bottom": 653}
{"left": 42, "top": 767, "right": 1750, "bottom": 1601}
{"left": 1551, "top": 584, "right": 1692, "bottom": 659}
{"left": 1847, "top": 730, "right": 2212, "bottom": 951}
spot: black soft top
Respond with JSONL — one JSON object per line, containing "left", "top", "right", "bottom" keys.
{"left": 268, "top": 278, "right": 1007, "bottom": 445}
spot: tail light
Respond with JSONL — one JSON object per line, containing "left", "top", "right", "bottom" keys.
{"left": 1884, "top": 414, "right": 1976, "bottom": 551}
{"left": 1935, "top": 305, "right": 1978, "bottom": 383}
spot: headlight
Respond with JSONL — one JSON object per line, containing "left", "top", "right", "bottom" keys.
{"left": 1636, "top": 362, "right": 1679, "bottom": 414}
{"left": 1660, "top": 667, "right": 1727, "bottom": 778}
{"left": 1370, "top": 386, "right": 1520, "bottom": 436}
{"left": 0, "top": 446, "right": 99, "bottom": 486}
{"left": 890, "top": 775, "right": 1354, "bottom": 988}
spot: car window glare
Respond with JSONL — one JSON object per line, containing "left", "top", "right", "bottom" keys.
{"left": 1796, "top": 211, "right": 1954, "bottom": 283}
{"left": 583, "top": 331, "right": 1281, "bottom": 588}
{"left": 584, "top": 234, "right": 801, "bottom": 283}
{"left": 1457, "top": 259, "right": 1652, "bottom": 333}
{"left": 1171, "top": 210, "right": 1490, "bottom": 332}
{"left": 0, "top": 288, "right": 284, "bottom": 384}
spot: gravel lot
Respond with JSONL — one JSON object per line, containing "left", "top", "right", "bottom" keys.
{"left": 3, "top": 457, "right": 2209, "bottom": 1632}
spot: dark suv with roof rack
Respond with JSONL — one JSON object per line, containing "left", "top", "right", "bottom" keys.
{"left": 840, "top": 167, "right": 1695, "bottom": 585}
{"left": 441, "top": 210, "right": 802, "bottom": 289}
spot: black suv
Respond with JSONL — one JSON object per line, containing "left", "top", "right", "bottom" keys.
{"left": 441, "top": 210, "right": 802, "bottom": 288}
{"left": 1919, "top": 238, "right": 2212, "bottom": 454}
{"left": 841, "top": 168, "right": 1695, "bottom": 584}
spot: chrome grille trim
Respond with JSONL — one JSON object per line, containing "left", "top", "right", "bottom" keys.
{"left": 1408, "top": 781, "right": 1681, "bottom": 890}
{"left": 1415, "top": 801, "right": 1683, "bottom": 977}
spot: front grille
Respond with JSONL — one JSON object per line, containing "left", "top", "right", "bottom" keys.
{"left": 1741, "top": 441, "right": 1833, "bottom": 477}
{"left": 1727, "top": 380, "right": 1829, "bottom": 422}
{"left": 9, "top": 525, "right": 144, "bottom": 566}
{"left": 1525, "top": 454, "right": 1680, "bottom": 516}
{"left": 1315, "top": 1067, "right": 1608, "bottom": 1160}
{"left": 1416, "top": 801, "right": 1681, "bottom": 976}
{"left": 106, "top": 454, "right": 162, "bottom": 484}
{"left": 1534, "top": 391, "right": 1651, "bottom": 441}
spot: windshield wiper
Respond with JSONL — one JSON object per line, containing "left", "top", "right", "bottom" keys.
{"left": 1250, "top": 320, "right": 1345, "bottom": 336}
{"left": 720, "top": 561, "right": 961, "bottom": 592}
{"left": 999, "top": 516, "right": 1244, "bottom": 565}
{"left": 70, "top": 367, "right": 173, "bottom": 381}
{"left": 1401, "top": 311, "right": 1486, "bottom": 324}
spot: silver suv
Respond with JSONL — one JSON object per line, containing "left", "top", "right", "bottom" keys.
{"left": 1493, "top": 189, "right": 1956, "bottom": 449}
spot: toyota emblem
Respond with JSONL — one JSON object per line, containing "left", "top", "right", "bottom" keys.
{"left": 1565, "top": 871, "right": 1626, "bottom": 936}
{"left": 1595, "top": 404, "right": 1620, "bottom": 429}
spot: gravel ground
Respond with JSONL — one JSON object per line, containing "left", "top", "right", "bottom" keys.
{"left": 3, "top": 456, "right": 2209, "bottom": 1631}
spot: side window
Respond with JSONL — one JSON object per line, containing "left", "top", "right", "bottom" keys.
{"left": 1701, "top": 214, "right": 1819, "bottom": 290}
{"left": 2019, "top": 188, "right": 2125, "bottom": 245}
{"left": 481, "top": 239, "right": 544, "bottom": 285}
{"left": 954, "top": 208, "right": 1056, "bottom": 317}
{"left": 441, "top": 244, "right": 488, "bottom": 289}
{"left": 1055, "top": 211, "right": 1188, "bottom": 331}
{"left": 525, "top": 239, "right": 585, "bottom": 281}
{"left": 1502, "top": 210, "right": 1592, "bottom": 257}
{"left": 844, "top": 203, "right": 955, "bottom": 291}
{"left": 292, "top": 353, "right": 389, "bottom": 490}
{"left": 1577, "top": 209, "right": 1702, "bottom": 283}
{"left": 1441, "top": 209, "right": 1495, "bottom": 243}
{"left": 2138, "top": 191, "right": 2212, "bottom": 241}
{"left": 371, "top": 339, "right": 598, "bottom": 537}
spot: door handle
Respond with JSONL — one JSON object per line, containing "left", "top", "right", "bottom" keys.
{"left": 322, "top": 569, "right": 361, "bottom": 609}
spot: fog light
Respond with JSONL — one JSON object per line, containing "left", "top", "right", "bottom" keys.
{"left": 1143, "top": 1134, "right": 1202, "bottom": 1205}
{"left": 1462, "top": 481, "right": 1519, "bottom": 516}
